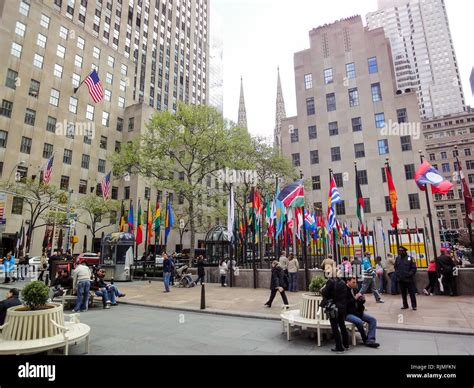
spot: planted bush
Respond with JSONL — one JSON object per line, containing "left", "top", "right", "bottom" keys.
{"left": 21, "top": 281, "right": 50, "bottom": 310}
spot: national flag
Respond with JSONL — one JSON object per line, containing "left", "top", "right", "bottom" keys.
{"left": 304, "top": 209, "right": 316, "bottom": 233}
{"left": 136, "top": 200, "right": 143, "bottom": 245}
{"left": 80, "top": 69, "right": 104, "bottom": 103}
{"left": 386, "top": 166, "right": 400, "bottom": 228}
{"left": 380, "top": 219, "right": 387, "bottom": 243}
{"left": 227, "top": 185, "right": 235, "bottom": 241}
{"left": 153, "top": 202, "right": 161, "bottom": 232}
{"left": 275, "top": 185, "right": 286, "bottom": 238}
{"left": 295, "top": 207, "right": 303, "bottom": 240}
{"left": 277, "top": 180, "right": 304, "bottom": 208}
{"left": 415, "top": 161, "right": 453, "bottom": 195}
{"left": 456, "top": 157, "right": 473, "bottom": 224}
{"left": 147, "top": 200, "right": 153, "bottom": 242}
{"left": 355, "top": 166, "right": 364, "bottom": 224}
{"left": 350, "top": 221, "right": 355, "bottom": 246}
{"left": 119, "top": 201, "right": 126, "bottom": 232}
{"left": 100, "top": 171, "right": 112, "bottom": 200}
{"left": 327, "top": 174, "right": 342, "bottom": 231}
{"left": 165, "top": 199, "right": 174, "bottom": 244}
{"left": 42, "top": 156, "right": 54, "bottom": 185}
{"left": 128, "top": 200, "right": 134, "bottom": 233}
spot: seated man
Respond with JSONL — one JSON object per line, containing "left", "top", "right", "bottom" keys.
{"left": 90, "top": 267, "right": 125, "bottom": 308}
{"left": 177, "top": 265, "right": 194, "bottom": 286}
{"left": 0, "top": 288, "right": 22, "bottom": 325}
{"left": 51, "top": 270, "right": 73, "bottom": 298}
{"left": 345, "top": 276, "right": 380, "bottom": 348}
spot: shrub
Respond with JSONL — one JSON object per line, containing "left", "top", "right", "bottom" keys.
{"left": 21, "top": 281, "right": 50, "bottom": 310}
{"left": 308, "top": 276, "right": 327, "bottom": 294}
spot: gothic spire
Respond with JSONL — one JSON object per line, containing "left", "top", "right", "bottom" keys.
{"left": 274, "top": 67, "right": 286, "bottom": 148}
{"left": 237, "top": 76, "right": 248, "bottom": 130}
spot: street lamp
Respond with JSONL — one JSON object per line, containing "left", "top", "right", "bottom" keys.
{"left": 6, "top": 161, "right": 26, "bottom": 188}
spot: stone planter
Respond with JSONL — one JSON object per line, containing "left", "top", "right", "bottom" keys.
{"left": 2, "top": 303, "right": 64, "bottom": 341}
{"left": 301, "top": 293, "right": 322, "bottom": 320}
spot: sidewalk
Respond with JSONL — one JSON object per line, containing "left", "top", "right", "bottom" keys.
{"left": 2, "top": 280, "right": 474, "bottom": 335}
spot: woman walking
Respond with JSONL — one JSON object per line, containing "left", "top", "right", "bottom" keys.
{"left": 264, "top": 261, "right": 289, "bottom": 307}
{"left": 195, "top": 255, "right": 205, "bottom": 285}
{"left": 287, "top": 254, "right": 299, "bottom": 292}
{"left": 219, "top": 259, "right": 228, "bottom": 287}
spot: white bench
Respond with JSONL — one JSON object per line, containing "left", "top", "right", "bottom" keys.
{"left": 0, "top": 314, "right": 90, "bottom": 355}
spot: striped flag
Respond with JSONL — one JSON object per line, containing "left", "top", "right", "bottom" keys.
{"left": 327, "top": 173, "right": 342, "bottom": 231}
{"left": 82, "top": 69, "right": 104, "bottom": 103}
{"left": 100, "top": 171, "right": 112, "bottom": 200}
{"left": 42, "top": 156, "right": 54, "bottom": 185}
{"left": 119, "top": 201, "right": 126, "bottom": 232}
{"left": 147, "top": 199, "right": 153, "bottom": 242}
{"left": 127, "top": 200, "right": 134, "bottom": 233}
{"left": 153, "top": 202, "right": 161, "bottom": 232}
{"left": 277, "top": 180, "right": 304, "bottom": 208}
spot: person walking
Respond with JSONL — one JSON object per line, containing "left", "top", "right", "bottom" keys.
{"left": 375, "top": 256, "right": 385, "bottom": 294}
{"left": 195, "top": 255, "right": 205, "bottom": 285}
{"left": 321, "top": 254, "right": 335, "bottom": 278}
{"left": 219, "top": 259, "right": 228, "bottom": 287}
{"left": 264, "top": 261, "right": 289, "bottom": 308}
{"left": 385, "top": 252, "right": 398, "bottom": 295}
{"left": 360, "top": 252, "right": 384, "bottom": 303}
{"left": 162, "top": 253, "right": 172, "bottom": 292}
{"left": 395, "top": 246, "right": 417, "bottom": 310}
{"left": 436, "top": 248, "right": 457, "bottom": 296}
{"left": 423, "top": 258, "right": 437, "bottom": 296}
{"left": 287, "top": 253, "right": 299, "bottom": 292}
{"left": 37, "top": 254, "right": 49, "bottom": 282}
{"left": 72, "top": 260, "right": 91, "bottom": 313}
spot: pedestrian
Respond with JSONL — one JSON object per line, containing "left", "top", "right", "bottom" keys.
{"left": 360, "top": 252, "right": 384, "bottom": 303}
{"left": 37, "top": 253, "right": 49, "bottom": 283}
{"left": 195, "top": 255, "right": 205, "bottom": 285}
{"left": 72, "top": 260, "right": 91, "bottom": 313}
{"left": 2, "top": 253, "right": 13, "bottom": 284}
{"left": 287, "top": 253, "right": 299, "bottom": 292}
{"left": 18, "top": 253, "right": 29, "bottom": 281}
{"left": 375, "top": 256, "right": 385, "bottom": 294}
{"left": 385, "top": 252, "right": 398, "bottom": 295}
{"left": 423, "top": 258, "right": 437, "bottom": 296}
{"left": 278, "top": 252, "right": 289, "bottom": 272}
{"left": 395, "top": 246, "right": 417, "bottom": 311}
{"left": 264, "top": 261, "right": 289, "bottom": 308}
{"left": 169, "top": 253, "right": 176, "bottom": 286}
{"left": 0, "top": 288, "right": 22, "bottom": 325}
{"left": 219, "top": 259, "right": 227, "bottom": 287}
{"left": 351, "top": 256, "right": 362, "bottom": 289}
{"left": 162, "top": 253, "right": 172, "bottom": 292}
{"left": 340, "top": 256, "right": 352, "bottom": 280}
{"left": 321, "top": 254, "right": 335, "bottom": 278}
{"left": 436, "top": 248, "right": 456, "bottom": 296}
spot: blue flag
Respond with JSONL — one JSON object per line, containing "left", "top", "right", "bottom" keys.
{"left": 165, "top": 200, "right": 174, "bottom": 244}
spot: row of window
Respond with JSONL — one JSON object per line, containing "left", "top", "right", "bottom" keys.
{"left": 429, "top": 148, "right": 472, "bottom": 161}
{"left": 303, "top": 57, "right": 378, "bottom": 90}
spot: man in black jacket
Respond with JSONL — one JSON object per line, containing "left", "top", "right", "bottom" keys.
{"left": 0, "top": 288, "right": 22, "bottom": 325}
{"left": 395, "top": 246, "right": 417, "bottom": 310}
{"left": 264, "top": 261, "right": 289, "bottom": 308}
{"left": 437, "top": 248, "right": 456, "bottom": 296}
{"left": 345, "top": 277, "right": 379, "bottom": 348}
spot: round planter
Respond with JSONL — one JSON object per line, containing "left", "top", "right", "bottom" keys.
{"left": 3, "top": 303, "right": 64, "bottom": 341}
{"left": 301, "top": 293, "right": 322, "bottom": 320}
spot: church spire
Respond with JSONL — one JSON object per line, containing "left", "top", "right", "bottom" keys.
{"left": 237, "top": 76, "right": 248, "bottom": 130}
{"left": 274, "top": 67, "right": 286, "bottom": 149}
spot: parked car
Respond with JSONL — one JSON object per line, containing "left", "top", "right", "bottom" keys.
{"left": 28, "top": 256, "right": 47, "bottom": 271}
{"left": 76, "top": 252, "right": 100, "bottom": 266}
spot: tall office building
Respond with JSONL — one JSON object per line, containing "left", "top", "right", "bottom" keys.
{"left": 209, "top": 6, "right": 223, "bottom": 114}
{"left": 0, "top": 0, "right": 210, "bottom": 255}
{"left": 367, "top": 0, "right": 466, "bottom": 120}
{"left": 280, "top": 16, "right": 440, "bottom": 260}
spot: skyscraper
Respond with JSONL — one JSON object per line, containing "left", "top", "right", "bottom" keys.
{"left": 209, "top": 6, "right": 223, "bottom": 114}
{"left": 367, "top": 0, "right": 465, "bottom": 119}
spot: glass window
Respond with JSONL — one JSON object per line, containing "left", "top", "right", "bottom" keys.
{"left": 355, "top": 143, "right": 365, "bottom": 158}
{"left": 331, "top": 147, "right": 341, "bottom": 162}
{"left": 357, "top": 170, "right": 368, "bottom": 185}
{"left": 75, "top": 54, "right": 83, "bottom": 68}
{"left": 333, "top": 173, "right": 343, "bottom": 187}
{"left": 364, "top": 198, "right": 371, "bottom": 214}
{"left": 69, "top": 97, "right": 77, "bottom": 113}
{"left": 348, "top": 88, "right": 359, "bottom": 107}
{"left": 106, "top": 72, "right": 113, "bottom": 84}
{"left": 329, "top": 121, "right": 338, "bottom": 136}
{"left": 93, "top": 46, "right": 101, "bottom": 59}
{"left": 346, "top": 63, "right": 356, "bottom": 79}
{"left": 86, "top": 104, "right": 94, "bottom": 120}
{"left": 20, "top": 136, "right": 32, "bottom": 154}
{"left": 15, "top": 21, "right": 26, "bottom": 37}
{"left": 33, "top": 53, "right": 44, "bottom": 68}
{"left": 326, "top": 93, "right": 336, "bottom": 112}
{"left": 324, "top": 68, "right": 333, "bottom": 84}
{"left": 378, "top": 139, "right": 389, "bottom": 155}
{"left": 54, "top": 64, "right": 63, "bottom": 78}
{"left": 401, "top": 136, "right": 412, "bottom": 152}
{"left": 50, "top": 89, "right": 60, "bottom": 106}
{"left": 312, "top": 176, "right": 321, "bottom": 190}
{"left": 442, "top": 163, "right": 450, "bottom": 173}
{"left": 43, "top": 143, "right": 53, "bottom": 158}
{"left": 465, "top": 149, "right": 471, "bottom": 157}
{"left": 81, "top": 154, "right": 90, "bottom": 169}
{"left": 375, "top": 113, "right": 385, "bottom": 128}
{"left": 24, "top": 108, "right": 36, "bottom": 125}
{"left": 405, "top": 164, "right": 415, "bottom": 180}
{"left": 60, "top": 175, "right": 69, "bottom": 190}
{"left": 335, "top": 201, "right": 346, "bottom": 216}
{"left": 441, "top": 152, "right": 447, "bottom": 160}
{"left": 104, "top": 89, "right": 111, "bottom": 101}
{"left": 19, "top": 1, "right": 30, "bottom": 16}
{"left": 37, "top": 33, "right": 47, "bottom": 48}
{"left": 290, "top": 128, "right": 299, "bottom": 143}
{"left": 116, "top": 118, "right": 123, "bottom": 132}
{"left": 59, "top": 25, "right": 69, "bottom": 39}
{"left": 304, "top": 74, "right": 313, "bottom": 89}
{"left": 121, "top": 63, "right": 128, "bottom": 76}
{"left": 98, "top": 159, "right": 106, "bottom": 173}
{"left": 79, "top": 179, "right": 87, "bottom": 194}
{"left": 63, "top": 149, "right": 72, "bottom": 164}
{"left": 11, "top": 42, "right": 22, "bottom": 58}
{"left": 120, "top": 79, "right": 126, "bottom": 91}
{"left": 352, "top": 117, "right": 362, "bottom": 132}
{"left": 12, "top": 197, "right": 24, "bottom": 215}
{"left": 292, "top": 153, "right": 300, "bottom": 167}
{"left": 77, "top": 36, "right": 85, "bottom": 50}
{"left": 108, "top": 55, "right": 115, "bottom": 67}
{"left": 409, "top": 194, "right": 420, "bottom": 210}
{"left": 102, "top": 112, "right": 109, "bottom": 127}
{"left": 308, "top": 125, "right": 317, "bottom": 140}
{"left": 128, "top": 117, "right": 134, "bottom": 131}
{"left": 56, "top": 44, "right": 65, "bottom": 58}
{"left": 40, "top": 14, "right": 50, "bottom": 29}
{"left": 310, "top": 150, "right": 319, "bottom": 164}
{"left": 6, "top": 69, "right": 18, "bottom": 89}
{"left": 371, "top": 83, "right": 382, "bottom": 102}
{"left": 381, "top": 168, "right": 387, "bottom": 183}
{"left": 0, "top": 130, "right": 8, "bottom": 148}
{"left": 397, "top": 108, "right": 407, "bottom": 124}
{"left": 72, "top": 73, "right": 80, "bottom": 87}
{"left": 118, "top": 96, "right": 125, "bottom": 108}
{"left": 368, "top": 57, "right": 378, "bottom": 74}
{"left": 385, "top": 196, "right": 392, "bottom": 211}
{"left": 0, "top": 100, "right": 13, "bottom": 118}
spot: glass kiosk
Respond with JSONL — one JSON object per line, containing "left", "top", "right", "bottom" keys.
{"left": 101, "top": 232, "right": 135, "bottom": 281}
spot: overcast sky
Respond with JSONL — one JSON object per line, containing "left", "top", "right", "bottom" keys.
{"left": 212, "top": 0, "right": 474, "bottom": 138}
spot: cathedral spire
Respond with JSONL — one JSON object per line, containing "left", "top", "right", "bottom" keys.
{"left": 274, "top": 67, "right": 286, "bottom": 149}
{"left": 237, "top": 76, "right": 248, "bottom": 130}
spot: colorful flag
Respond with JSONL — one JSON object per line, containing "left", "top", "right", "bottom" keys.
{"left": 415, "top": 161, "right": 453, "bottom": 195}
{"left": 119, "top": 201, "right": 126, "bottom": 232}
{"left": 100, "top": 171, "right": 112, "bottom": 200}
{"left": 456, "top": 157, "right": 473, "bottom": 224}
{"left": 227, "top": 185, "right": 235, "bottom": 241}
{"left": 165, "top": 199, "right": 174, "bottom": 244}
{"left": 277, "top": 180, "right": 304, "bottom": 208}
{"left": 327, "top": 174, "right": 342, "bottom": 231}
{"left": 275, "top": 185, "right": 286, "bottom": 238}
{"left": 42, "top": 156, "right": 54, "bottom": 185}
{"left": 128, "top": 200, "right": 134, "bottom": 233}
{"left": 136, "top": 200, "right": 143, "bottom": 245}
{"left": 81, "top": 69, "right": 104, "bottom": 103}
{"left": 153, "top": 202, "right": 161, "bottom": 232}
{"left": 147, "top": 199, "right": 153, "bottom": 242}
{"left": 386, "top": 166, "right": 399, "bottom": 228}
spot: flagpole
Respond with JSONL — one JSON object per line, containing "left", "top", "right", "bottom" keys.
{"left": 419, "top": 151, "right": 438, "bottom": 260}
{"left": 373, "top": 220, "right": 379, "bottom": 259}
{"left": 144, "top": 198, "right": 150, "bottom": 254}
{"left": 423, "top": 217, "right": 430, "bottom": 261}
{"left": 414, "top": 218, "right": 421, "bottom": 267}
{"left": 229, "top": 183, "right": 234, "bottom": 288}
{"left": 154, "top": 196, "right": 160, "bottom": 259}
{"left": 385, "top": 159, "right": 401, "bottom": 252}
{"left": 251, "top": 186, "right": 257, "bottom": 289}
{"left": 381, "top": 219, "right": 387, "bottom": 259}
{"left": 164, "top": 193, "right": 169, "bottom": 253}
{"left": 354, "top": 162, "right": 366, "bottom": 255}
{"left": 243, "top": 190, "right": 248, "bottom": 267}
{"left": 300, "top": 171, "right": 309, "bottom": 289}
{"left": 275, "top": 176, "right": 279, "bottom": 263}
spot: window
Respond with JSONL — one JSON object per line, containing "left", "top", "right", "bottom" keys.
{"left": 429, "top": 153, "right": 436, "bottom": 161}
{"left": 336, "top": 201, "right": 346, "bottom": 216}
{"left": 357, "top": 170, "right": 368, "bottom": 185}
{"left": 84, "top": 133, "right": 92, "bottom": 144}
{"left": 33, "top": 53, "right": 44, "bottom": 68}
{"left": 469, "top": 174, "right": 474, "bottom": 184}
{"left": 56, "top": 44, "right": 65, "bottom": 58}
{"left": 60, "top": 176, "right": 69, "bottom": 190}
{"left": 45, "top": 116, "right": 56, "bottom": 133}
{"left": 15, "top": 21, "right": 26, "bottom": 37}
{"left": 81, "top": 154, "right": 90, "bottom": 169}
{"left": 92, "top": 46, "right": 101, "bottom": 59}
{"left": 128, "top": 117, "right": 135, "bottom": 131}
{"left": 442, "top": 163, "right": 450, "bottom": 173}
{"left": 333, "top": 173, "right": 343, "bottom": 187}
{"left": 102, "top": 111, "right": 109, "bottom": 127}
{"left": 121, "top": 64, "right": 128, "bottom": 76}
{"left": 0, "top": 100, "right": 13, "bottom": 118}
{"left": 98, "top": 159, "right": 106, "bottom": 173}
{"left": 54, "top": 64, "right": 63, "bottom": 78}
{"left": 324, "top": 68, "right": 333, "bottom": 84}
{"left": 20, "top": 137, "right": 32, "bottom": 154}
{"left": 100, "top": 136, "right": 107, "bottom": 149}
{"left": 43, "top": 143, "right": 53, "bottom": 159}
{"left": 5, "top": 69, "right": 18, "bottom": 89}
{"left": 306, "top": 98, "right": 315, "bottom": 115}
{"left": 119, "top": 79, "right": 126, "bottom": 91}
{"left": 79, "top": 179, "right": 87, "bottom": 194}
{"left": 310, "top": 150, "right": 319, "bottom": 164}
{"left": 0, "top": 130, "right": 8, "bottom": 148}
{"left": 19, "top": 1, "right": 30, "bottom": 16}
{"left": 348, "top": 88, "right": 359, "bottom": 107}
{"left": 75, "top": 54, "right": 83, "bottom": 68}
{"left": 450, "top": 219, "right": 459, "bottom": 229}
{"left": 68, "top": 97, "right": 78, "bottom": 113}
{"left": 36, "top": 33, "right": 47, "bottom": 48}
{"left": 12, "top": 197, "right": 24, "bottom": 215}
{"left": 467, "top": 160, "right": 474, "bottom": 170}
{"left": 405, "top": 164, "right": 415, "bottom": 180}
{"left": 107, "top": 55, "right": 115, "bottom": 68}
{"left": 371, "top": 83, "right": 382, "bottom": 102}
{"left": 441, "top": 152, "right": 447, "bottom": 160}
{"left": 378, "top": 139, "right": 389, "bottom": 155}
{"left": 304, "top": 74, "right": 313, "bottom": 89}
{"left": 116, "top": 117, "right": 123, "bottom": 132}
{"left": 355, "top": 143, "right": 365, "bottom": 158}
{"left": 381, "top": 167, "right": 387, "bottom": 183}
{"left": 111, "top": 187, "right": 118, "bottom": 200}
{"left": 50, "top": 89, "right": 60, "bottom": 106}
{"left": 368, "top": 57, "right": 378, "bottom": 73}
{"left": 409, "top": 194, "right": 420, "bottom": 210}
{"left": 292, "top": 153, "right": 300, "bottom": 167}
{"left": 308, "top": 125, "right": 317, "bottom": 140}
{"left": 59, "top": 25, "right": 69, "bottom": 39}
{"left": 465, "top": 149, "right": 471, "bottom": 157}
{"left": 72, "top": 73, "right": 81, "bottom": 88}
{"left": 352, "top": 117, "right": 362, "bottom": 132}
{"left": 24, "top": 108, "right": 36, "bottom": 125}
{"left": 346, "top": 63, "right": 356, "bottom": 79}
{"left": 375, "top": 113, "right": 385, "bottom": 128}
{"left": 401, "top": 136, "right": 412, "bottom": 152}
{"left": 397, "top": 108, "right": 407, "bottom": 124}
{"left": 86, "top": 104, "right": 94, "bottom": 120}
{"left": 118, "top": 96, "right": 125, "bottom": 108}
{"left": 385, "top": 196, "right": 392, "bottom": 211}
{"left": 312, "top": 176, "right": 321, "bottom": 190}
{"left": 329, "top": 121, "right": 338, "bottom": 136}
{"left": 77, "top": 36, "right": 85, "bottom": 50}
{"left": 106, "top": 72, "right": 113, "bottom": 84}
{"left": 331, "top": 147, "right": 341, "bottom": 162}
{"left": 326, "top": 93, "right": 336, "bottom": 112}
{"left": 104, "top": 89, "right": 111, "bottom": 101}
{"left": 364, "top": 199, "right": 371, "bottom": 214}
{"left": 115, "top": 141, "right": 121, "bottom": 152}
{"left": 11, "top": 42, "right": 22, "bottom": 58}
{"left": 63, "top": 149, "right": 72, "bottom": 164}
{"left": 40, "top": 14, "right": 50, "bottom": 29}
{"left": 290, "top": 128, "right": 299, "bottom": 143}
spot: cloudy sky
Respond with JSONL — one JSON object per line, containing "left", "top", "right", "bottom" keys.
{"left": 212, "top": 0, "right": 474, "bottom": 138}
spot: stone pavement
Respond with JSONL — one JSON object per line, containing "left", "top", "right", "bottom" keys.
{"left": 2, "top": 280, "right": 474, "bottom": 335}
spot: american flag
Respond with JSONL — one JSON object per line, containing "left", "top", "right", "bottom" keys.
{"left": 84, "top": 69, "right": 104, "bottom": 103}
{"left": 101, "top": 171, "right": 112, "bottom": 200}
{"left": 42, "top": 156, "right": 54, "bottom": 185}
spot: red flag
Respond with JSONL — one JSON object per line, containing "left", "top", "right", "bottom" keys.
{"left": 136, "top": 200, "right": 143, "bottom": 245}
{"left": 386, "top": 166, "right": 399, "bottom": 228}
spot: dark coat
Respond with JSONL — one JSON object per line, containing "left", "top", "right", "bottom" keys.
{"left": 437, "top": 254, "right": 454, "bottom": 274}
{"left": 321, "top": 278, "right": 347, "bottom": 313}
{"left": 270, "top": 266, "right": 285, "bottom": 290}
{"left": 197, "top": 260, "right": 205, "bottom": 276}
{"left": 90, "top": 276, "right": 107, "bottom": 291}
{"left": 52, "top": 276, "right": 73, "bottom": 289}
{"left": 0, "top": 296, "right": 22, "bottom": 325}
{"left": 395, "top": 253, "right": 417, "bottom": 283}
{"left": 163, "top": 258, "right": 173, "bottom": 273}
{"left": 345, "top": 286, "right": 365, "bottom": 318}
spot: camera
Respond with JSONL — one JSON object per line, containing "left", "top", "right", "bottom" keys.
{"left": 325, "top": 302, "right": 338, "bottom": 319}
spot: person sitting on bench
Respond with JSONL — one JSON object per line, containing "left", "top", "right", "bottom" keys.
{"left": 51, "top": 270, "right": 73, "bottom": 298}
{"left": 91, "top": 267, "right": 125, "bottom": 308}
